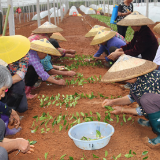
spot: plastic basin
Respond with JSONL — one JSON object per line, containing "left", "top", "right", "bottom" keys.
{"left": 68, "top": 121, "right": 114, "bottom": 150}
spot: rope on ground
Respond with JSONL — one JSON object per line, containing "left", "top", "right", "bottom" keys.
{"left": 82, "top": 15, "right": 92, "bottom": 28}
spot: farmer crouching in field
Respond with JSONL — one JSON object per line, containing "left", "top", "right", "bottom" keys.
{"left": 25, "top": 39, "right": 66, "bottom": 99}
{"left": 90, "top": 29, "right": 126, "bottom": 67}
{"left": 28, "top": 21, "right": 76, "bottom": 58}
{"left": 0, "top": 62, "right": 34, "bottom": 159}
{"left": 102, "top": 54, "right": 160, "bottom": 148}
{"left": 107, "top": 11, "right": 158, "bottom": 62}
{"left": 0, "top": 35, "right": 30, "bottom": 114}
{"left": 40, "top": 38, "right": 76, "bottom": 77}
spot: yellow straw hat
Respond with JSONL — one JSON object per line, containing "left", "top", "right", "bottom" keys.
{"left": 97, "top": 8, "right": 102, "bottom": 11}
{"left": 117, "top": 11, "right": 154, "bottom": 26}
{"left": 153, "top": 23, "right": 160, "bottom": 35}
{"left": 50, "top": 32, "right": 67, "bottom": 42}
{"left": 85, "top": 25, "right": 111, "bottom": 37}
{"left": 30, "top": 39, "right": 61, "bottom": 56}
{"left": 90, "top": 30, "right": 116, "bottom": 45}
{"left": 32, "top": 21, "right": 63, "bottom": 34}
{"left": 0, "top": 35, "right": 30, "bottom": 64}
{"left": 101, "top": 54, "right": 157, "bottom": 83}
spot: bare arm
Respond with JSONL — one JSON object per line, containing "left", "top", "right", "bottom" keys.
{"left": 111, "top": 106, "right": 138, "bottom": 115}
{"left": 1, "top": 138, "right": 34, "bottom": 153}
{"left": 46, "top": 75, "right": 65, "bottom": 85}
{"left": 12, "top": 74, "right": 22, "bottom": 84}
{"left": 117, "top": 11, "right": 131, "bottom": 16}
{"left": 102, "top": 95, "right": 131, "bottom": 107}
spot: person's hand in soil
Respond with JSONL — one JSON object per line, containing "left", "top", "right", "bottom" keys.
{"left": 110, "top": 106, "right": 123, "bottom": 115}
{"left": 102, "top": 99, "right": 113, "bottom": 107}
{"left": 10, "top": 109, "right": 20, "bottom": 128}
{"left": 47, "top": 75, "right": 66, "bottom": 85}
{"left": 16, "top": 138, "right": 34, "bottom": 154}
{"left": 58, "top": 66, "right": 65, "bottom": 70}
{"left": 66, "top": 71, "right": 76, "bottom": 76}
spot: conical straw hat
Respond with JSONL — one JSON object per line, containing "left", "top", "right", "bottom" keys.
{"left": 32, "top": 21, "right": 63, "bottom": 34}
{"left": 101, "top": 54, "right": 157, "bottom": 83}
{"left": 90, "top": 30, "right": 116, "bottom": 45}
{"left": 117, "top": 11, "right": 154, "bottom": 26}
{"left": 153, "top": 23, "right": 160, "bottom": 35}
{"left": 0, "top": 35, "right": 30, "bottom": 64}
{"left": 50, "top": 32, "right": 67, "bottom": 41}
{"left": 85, "top": 25, "right": 111, "bottom": 37}
{"left": 30, "top": 39, "right": 61, "bottom": 56}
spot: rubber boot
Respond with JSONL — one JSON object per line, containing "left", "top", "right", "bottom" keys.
{"left": 138, "top": 114, "right": 151, "bottom": 127}
{"left": 145, "top": 111, "right": 160, "bottom": 148}
{"left": 25, "top": 86, "right": 37, "bottom": 100}
{"left": 1, "top": 115, "right": 21, "bottom": 136}
{"left": 6, "top": 92, "right": 23, "bottom": 110}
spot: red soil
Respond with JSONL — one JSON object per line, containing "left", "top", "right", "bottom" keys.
{"left": 6, "top": 12, "right": 160, "bottom": 160}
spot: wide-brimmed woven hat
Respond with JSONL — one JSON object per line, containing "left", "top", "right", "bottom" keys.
{"left": 85, "top": 25, "right": 111, "bottom": 37}
{"left": 31, "top": 39, "right": 61, "bottom": 56}
{"left": 32, "top": 21, "right": 63, "bottom": 34}
{"left": 153, "top": 23, "right": 160, "bottom": 35}
{"left": 101, "top": 54, "right": 157, "bottom": 83}
{"left": 90, "top": 30, "right": 116, "bottom": 45}
{"left": 50, "top": 32, "right": 67, "bottom": 41}
{"left": 0, "top": 35, "right": 30, "bottom": 64}
{"left": 117, "top": 11, "right": 154, "bottom": 26}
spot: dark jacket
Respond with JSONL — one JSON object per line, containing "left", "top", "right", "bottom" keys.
{"left": 121, "top": 26, "right": 158, "bottom": 61}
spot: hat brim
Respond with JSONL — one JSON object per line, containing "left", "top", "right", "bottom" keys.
{"left": 30, "top": 43, "right": 61, "bottom": 56}
{"left": 0, "top": 35, "right": 30, "bottom": 64}
{"left": 32, "top": 27, "right": 63, "bottom": 34}
{"left": 101, "top": 61, "right": 157, "bottom": 83}
{"left": 90, "top": 32, "right": 116, "bottom": 45}
{"left": 50, "top": 34, "right": 67, "bottom": 41}
{"left": 153, "top": 24, "right": 160, "bottom": 35}
{"left": 117, "top": 18, "right": 154, "bottom": 26}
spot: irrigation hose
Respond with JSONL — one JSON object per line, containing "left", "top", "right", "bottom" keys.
{"left": 2, "top": 5, "right": 11, "bottom": 36}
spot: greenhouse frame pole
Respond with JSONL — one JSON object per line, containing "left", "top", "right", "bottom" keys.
{"left": 36, "top": 0, "right": 41, "bottom": 27}
{"left": 47, "top": 0, "right": 51, "bottom": 22}
{"left": 56, "top": 0, "right": 59, "bottom": 25}
{"left": 108, "top": 0, "right": 109, "bottom": 16}
{"left": 23, "top": 3, "right": 25, "bottom": 22}
{"left": 146, "top": 0, "right": 149, "bottom": 17}
{"left": 60, "top": 0, "right": 62, "bottom": 21}
{"left": 103, "top": 0, "right": 105, "bottom": 14}
{"left": 7, "top": 0, "right": 15, "bottom": 35}
{"left": 29, "top": 5, "right": 31, "bottom": 21}
{"left": 32, "top": 5, "right": 34, "bottom": 17}
{"left": 53, "top": 0, "right": 56, "bottom": 25}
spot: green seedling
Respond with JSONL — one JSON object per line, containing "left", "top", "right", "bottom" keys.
{"left": 44, "top": 152, "right": 48, "bottom": 160}
{"left": 31, "top": 126, "right": 38, "bottom": 133}
{"left": 60, "top": 154, "right": 67, "bottom": 160}
{"left": 113, "top": 153, "right": 121, "bottom": 160}
{"left": 96, "top": 130, "right": 101, "bottom": 138}
{"left": 28, "top": 139, "right": 37, "bottom": 145}
{"left": 105, "top": 150, "right": 108, "bottom": 157}
{"left": 124, "top": 150, "right": 134, "bottom": 158}
{"left": 123, "top": 114, "right": 126, "bottom": 123}
{"left": 59, "top": 124, "right": 63, "bottom": 131}
{"left": 96, "top": 112, "right": 101, "bottom": 121}
{"left": 142, "top": 151, "right": 148, "bottom": 160}
{"left": 69, "top": 157, "right": 74, "bottom": 160}
{"left": 93, "top": 154, "right": 99, "bottom": 158}
{"left": 114, "top": 115, "right": 119, "bottom": 123}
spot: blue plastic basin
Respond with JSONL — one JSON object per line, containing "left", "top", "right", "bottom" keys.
{"left": 68, "top": 121, "right": 114, "bottom": 150}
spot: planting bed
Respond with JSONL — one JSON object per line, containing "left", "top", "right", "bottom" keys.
{"left": 6, "top": 12, "right": 160, "bottom": 160}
